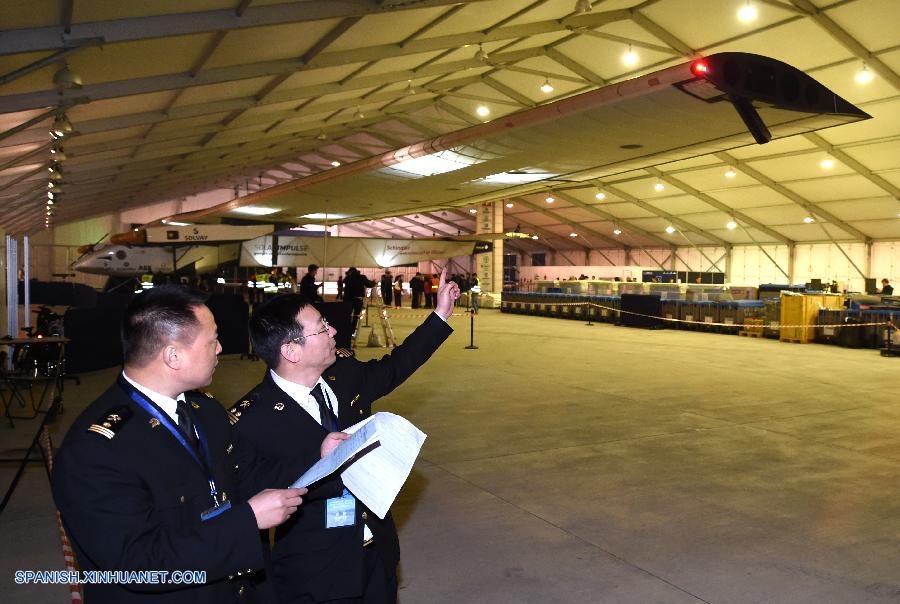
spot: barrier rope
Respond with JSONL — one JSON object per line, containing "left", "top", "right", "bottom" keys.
{"left": 506, "top": 300, "right": 892, "bottom": 330}
{"left": 38, "top": 427, "right": 82, "bottom": 602}
{"left": 372, "top": 305, "right": 470, "bottom": 319}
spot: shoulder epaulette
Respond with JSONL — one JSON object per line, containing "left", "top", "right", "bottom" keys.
{"left": 335, "top": 347, "right": 354, "bottom": 358}
{"left": 183, "top": 390, "right": 216, "bottom": 412}
{"left": 87, "top": 405, "right": 133, "bottom": 440}
{"left": 227, "top": 398, "right": 254, "bottom": 425}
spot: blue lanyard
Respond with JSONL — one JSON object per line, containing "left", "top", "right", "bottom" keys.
{"left": 119, "top": 377, "right": 220, "bottom": 506}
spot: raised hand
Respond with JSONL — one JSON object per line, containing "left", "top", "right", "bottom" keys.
{"left": 435, "top": 268, "right": 460, "bottom": 320}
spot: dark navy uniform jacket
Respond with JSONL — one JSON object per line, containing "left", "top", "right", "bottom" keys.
{"left": 51, "top": 378, "right": 318, "bottom": 604}
{"left": 234, "top": 312, "right": 452, "bottom": 602}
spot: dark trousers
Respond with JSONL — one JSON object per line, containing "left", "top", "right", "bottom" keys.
{"left": 350, "top": 298, "right": 365, "bottom": 332}
{"left": 292, "top": 545, "right": 397, "bottom": 604}
{"left": 411, "top": 291, "right": 421, "bottom": 309}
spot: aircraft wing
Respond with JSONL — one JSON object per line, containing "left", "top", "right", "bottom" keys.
{"left": 161, "top": 52, "right": 869, "bottom": 226}
{"left": 111, "top": 223, "right": 274, "bottom": 245}
{"left": 240, "top": 235, "right": 488, "bottom": 268}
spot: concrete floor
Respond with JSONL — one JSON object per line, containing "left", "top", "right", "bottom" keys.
{"left": 2, "top": 309, "right": 898, "bottom": 603}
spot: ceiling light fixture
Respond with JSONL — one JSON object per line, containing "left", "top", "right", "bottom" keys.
{"left": 50, "top": 145, "right": 67, "bottom": 161}
{"left": 505, "top": 202, "right": 514, "bottom": 208}
{"left": 475, "top": 44, "right": 488, "bottom": 62}
{"left": 354, "top": 107, "right": 364, "bottom": 119}
{"left": 803, "top": 216, "right": 815, "bottom": 224}
{"left": 737, "top": 1, "right": 758, "bottom": 23}
{"left": 51, "top": 114, "right": 73, "bottom": 137}
{"left": 820, "top": 156, "right": 834, "bottom": 169}
{"left": 854, "top": 64, "right": 874, "bottom": 85}
{"left": 654, "top": 182, "right": 665, "bottom": 192}
{"left": 569, "top": 232, "right": 578, "bottom": 237}
{"left": 469, "top": 208, "right": 477, "bottom": 214}
{"left": 540, "top": 78, "right": 554, "bottom": 94}
{"left": 595, "top": 191, "right": 606, "bottom": 200}
{"left": 545, "top": 196, "right": 555, "bottom": 203}
{"left": 665, "top": 225, "right": 676, "bottom": 234}
{"left": 406, "top": 80, "right": 415, "bottom": 94}
{"left": 575, "top": 0, "right": 592, "bottom": 13}
{"left": 725, "top": 168, "right": 737, "bottom": 178}
{"left": 330, "top": 160, "right": 341, "bottom": 167}
{"left": 476, "top": 104, "right": 490, "bottom": 118}
{"left": 613, "top": 228, "right": 622, "bottom": 235}
{"left": 622, "top": 45, "right": 639, "bottom": 67}
{"left": 531, "top": 235, "right": 539, "bottom": 240}
{"left": 52, "top": 64, "right": 82, "bottom": 91}
{"left": 316, "top": 130, "right": 327, "bottom": 141}
{"left": 726, "top": 220, "right": 738, "bottom": 230}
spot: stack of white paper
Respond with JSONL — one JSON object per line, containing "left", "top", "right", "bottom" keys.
{"left": 290, "top": 411, "right": 427, "bottom": 518}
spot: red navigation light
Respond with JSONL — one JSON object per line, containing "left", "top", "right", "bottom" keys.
{"left": 691, "top": 60, "right": 709, "bottom": 77}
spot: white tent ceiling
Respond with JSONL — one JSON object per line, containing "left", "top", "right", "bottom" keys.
{"left": 1, "top": 0, "right": 898, "bottom": 251}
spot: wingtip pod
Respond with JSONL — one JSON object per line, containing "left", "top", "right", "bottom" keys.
{"left": 692, "top": 52, "right": 870, "bottom": 120}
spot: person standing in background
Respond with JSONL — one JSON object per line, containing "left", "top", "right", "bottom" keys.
{"left": 379, "top": 270, "right": 393, "bottom": 307}
{"left": 469, "top": 272, "right": 480, "bottom": 314}
{"left": 422, "top": 273, "right": 433, "bottom": 309}
{"left": 393, "top": 274, "right": 403, "bottom": 308}
{"left": 300, "top": 264, "right": 323, "bottom": 303}
{"left": 410, "top": 272, "right": 423, "bottom": 309}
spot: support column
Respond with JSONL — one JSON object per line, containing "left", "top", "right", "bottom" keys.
{"left": 725, "top": 244, "right": 733, "bottom": 282}
{"left": 475, "top": 201, "right": 503, "bottom": 294}
{"left": 788, "top": 243, "right": 796, "bottom": 283}
{"left": 865, "top": 241, "right": 873, "bottom": 279}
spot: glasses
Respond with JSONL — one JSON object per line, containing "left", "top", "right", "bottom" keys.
{"left": 292, "top": 319, "right": 331, "bottom": 343}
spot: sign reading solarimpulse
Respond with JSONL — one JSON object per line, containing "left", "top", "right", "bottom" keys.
{"left": 240, "top": 236, "right": 486, "bottom": 268}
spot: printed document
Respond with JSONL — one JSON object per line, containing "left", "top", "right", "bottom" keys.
{"left": 290, "top": 412, "right": 427, "bottom": 518}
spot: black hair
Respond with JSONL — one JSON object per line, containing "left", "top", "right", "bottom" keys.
{"left": 249, "top": 294, "right": 313, "bottom": 368}
{"left": 122, "top": 285, "right": 208, "bottom": 367}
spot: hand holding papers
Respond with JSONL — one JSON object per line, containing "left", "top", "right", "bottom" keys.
{"left": 290, "top": 412, "right": 426, "bottom": 519}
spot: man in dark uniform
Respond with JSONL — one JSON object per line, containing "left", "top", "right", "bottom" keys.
{"left": 233, "top": 269, "right": 460, "bottom": 604}
{"left": 345, "top": 267, "right": 374, "bottom": 333}
{"left": 51, "top": 286, "right": 346, "bottom": 604}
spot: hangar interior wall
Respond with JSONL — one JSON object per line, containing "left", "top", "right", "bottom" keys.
{"left": 517, "top": 241, "right": 898, "bottom": 291}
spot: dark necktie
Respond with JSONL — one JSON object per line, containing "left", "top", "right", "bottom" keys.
{"left": 175, "top": 398, "right": 199, "bottom": 448}
{"left": 310, "top": 384, "right": 338, "bottom": 431}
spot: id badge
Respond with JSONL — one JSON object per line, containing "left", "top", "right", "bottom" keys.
{"left": 325, "top": 489, "right": 355, "bottom": 529}
{"left": 200, "top": 500, "right": 232, "bottom": 522}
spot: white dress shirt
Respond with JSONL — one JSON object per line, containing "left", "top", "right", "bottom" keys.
{"left": 122, "top": 372, "right": 185, "bottom": 425}
{"left": 269, "top": 370, "right": 338, "bottom": 425}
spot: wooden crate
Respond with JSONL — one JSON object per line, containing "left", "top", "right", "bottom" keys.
{"left": 739, "top": 317, "right": 765, "bottom": 337}
{"left": 779, "top": 293, "right": 844, "bottom": 343}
